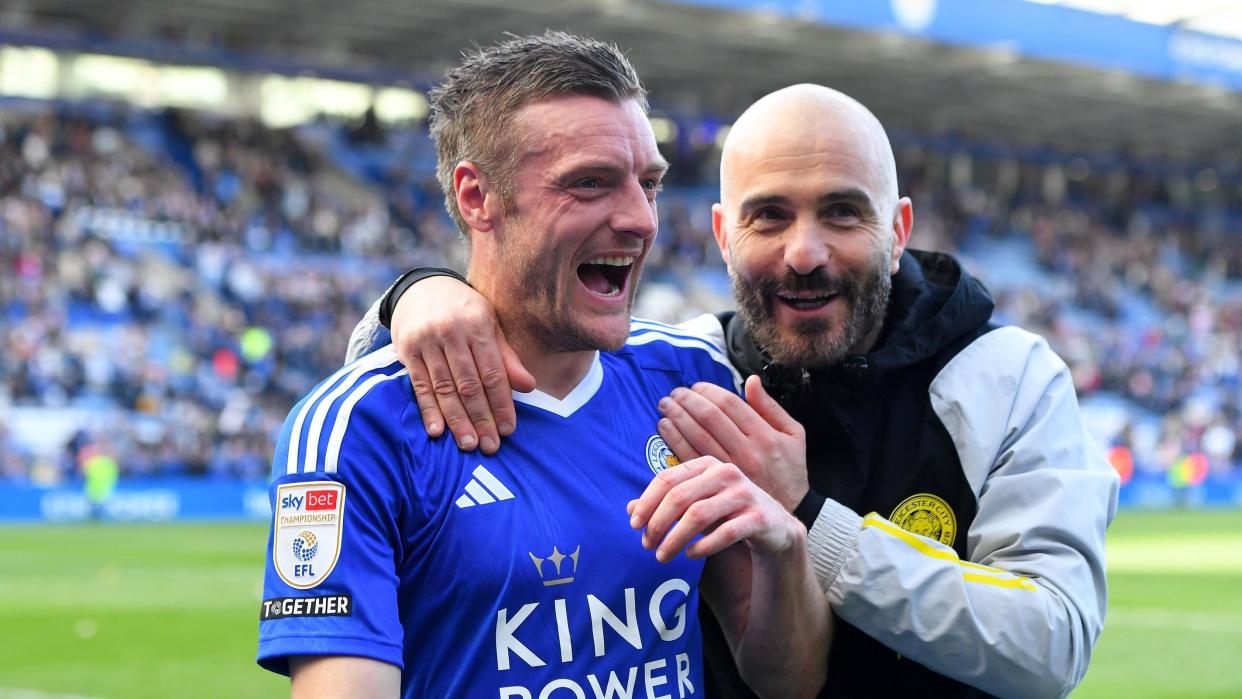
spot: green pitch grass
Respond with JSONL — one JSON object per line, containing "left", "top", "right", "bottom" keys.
{"left": 1075, "top": 508, "right": 1242, "bottom": 698}
{"left": 0, "top": 510, "right": 1239, "bottom": 698}
{"left": 0, "top": 522, "right": 284, "bottom": 699}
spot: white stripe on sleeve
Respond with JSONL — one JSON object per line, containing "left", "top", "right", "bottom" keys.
{"left": 323, "top": 368, "right": 409, "bottom": 474}
{"left": 286, "top": 346, "right": 396, "bottom": 474}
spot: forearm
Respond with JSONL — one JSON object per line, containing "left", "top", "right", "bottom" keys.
{"left": 632, "top": 453, "right": 829, "bottom": 696}
{"left": 807, "top": 464, "right": 1114, "bottom": 699}
{"left": 737, "top": 531, "right": 830, "bottom": 699}
{"left": 808, "top": 326, "right": 1116, "bottom": 698}
{"left": 290, "top": 655, "right": 399, "bottom": 699}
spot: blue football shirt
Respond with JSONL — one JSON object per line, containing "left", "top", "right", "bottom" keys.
{"left": 258, "top": 317, "right": 739, "bottom": 698}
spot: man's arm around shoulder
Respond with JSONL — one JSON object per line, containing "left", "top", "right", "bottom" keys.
{"left": 631, "top": 455, "right": 831, "bottom": 698}
{"left": 290, "top": 656, "right": 399, "bottom": 699}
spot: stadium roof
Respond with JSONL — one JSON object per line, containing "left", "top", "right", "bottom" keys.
{"left": 11, "top": 0, "right": 1242, "bottom": 162}
{"left": 1027, "top": 0, "right": 1242, "bottom": 41}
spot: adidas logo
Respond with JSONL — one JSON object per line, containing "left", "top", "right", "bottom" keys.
{"left": 455, "top": 465, "right": 516, "bottom": 508}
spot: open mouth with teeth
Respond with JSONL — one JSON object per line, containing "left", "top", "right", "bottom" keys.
{"left": 775, "top": 291, "right": 837, "bottom": 311}
{"left": 577, "top": 255, "right": 636, "bottom": 298}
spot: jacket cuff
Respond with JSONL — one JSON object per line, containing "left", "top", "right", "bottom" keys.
{"left": 806, "top": 499, "right": 862, "bottom": 593}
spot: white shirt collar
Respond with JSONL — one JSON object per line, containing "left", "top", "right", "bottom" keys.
{"left": 511, "top": 352, "right": 603, "bottom": 418}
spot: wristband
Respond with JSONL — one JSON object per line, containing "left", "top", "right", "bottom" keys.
{"left": 793, "top": 489, "right": 826, "bottom": 531}
{"left": 379, "top": 267, "right": 469, "bottom": 328}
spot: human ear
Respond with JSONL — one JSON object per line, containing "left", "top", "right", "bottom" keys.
{"left": 889, "top": 197, "right": 913, "bottom": 273}
{"left": 711, "top": 203, "right": 732, "bottom": 271}
{"left": 454, "top": 161, "right": 500, "bottom": 234}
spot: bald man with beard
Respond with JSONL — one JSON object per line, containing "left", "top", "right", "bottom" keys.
{"left": 349, "top": 84, "right": 1118, "bottom": 698}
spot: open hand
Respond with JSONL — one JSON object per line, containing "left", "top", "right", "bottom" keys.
{"left": 656, "top": 375, "right": 809, "bottom": 511}
{"left": 627, "top": 455, "right": 803, "bottom": 563}
{"left": 390, "top": 276, "right": 535, "bottom": 453}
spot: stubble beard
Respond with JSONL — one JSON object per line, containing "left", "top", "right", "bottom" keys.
{"left": 503, "top": 230, "right": 641, "bottom": 354}
{"left": 732, "top": 246, "right": 892, "bottom": 369}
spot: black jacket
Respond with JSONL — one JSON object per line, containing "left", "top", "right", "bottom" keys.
{"left": 703, "top": 249, "right": 999, "bottom": 698}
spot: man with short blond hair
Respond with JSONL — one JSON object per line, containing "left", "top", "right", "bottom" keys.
{"left": 259, "top": 32, "right": 827, "bottom": 699}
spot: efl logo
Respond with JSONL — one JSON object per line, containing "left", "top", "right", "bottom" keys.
{"left": 306, "top": 490, "right": 337, "bottom": 511}
{"left": 273, "top": 481, "right": 346, "bottom": 589}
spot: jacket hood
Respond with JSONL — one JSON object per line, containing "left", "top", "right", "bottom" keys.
{"left": 725, "top": 249, "right": 994, "bottom": 398}
{"left": 872, "top": 249, "right": 994, "bottom": 375}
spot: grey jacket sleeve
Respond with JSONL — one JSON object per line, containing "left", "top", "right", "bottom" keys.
{"left": 806, "top": 326, "right": 1120, "bottom": 698}
{"left": 345, "top": 292, "right": 392, "bottom": 365}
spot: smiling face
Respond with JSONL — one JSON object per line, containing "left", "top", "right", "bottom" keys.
{"left": 713, "top": 85, "right": 911, "bottom": 368}
{"left": 468, "top": 95, "right": 667, "bottom": 354}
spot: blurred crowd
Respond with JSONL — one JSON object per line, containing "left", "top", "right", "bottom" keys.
{"left": 0, "top": 104, "right": 457, "bottom": 483}
{"left": 1, "top": 101, "right": 1239, "bottom": 485}
{"left": 901, "top": 151, "right": 1242, "bottom": 480}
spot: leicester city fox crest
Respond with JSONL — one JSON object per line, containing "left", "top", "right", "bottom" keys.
{"left": 889, "top": 493, "right": 957, "bottom": 546}
{"left": 645, "top": 435, "right": 680, "bottom": 475}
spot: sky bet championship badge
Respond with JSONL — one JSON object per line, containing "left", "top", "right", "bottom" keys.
{"left": 273, "top": 482, "right": 346, "bottom": 589}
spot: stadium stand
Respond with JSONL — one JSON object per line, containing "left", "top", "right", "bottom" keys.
{"left": 5, "top": 8, "right": 1242, "bottom": 699}
{"left": 3, "top": 0, "right": 1242, "bottom": 516}
{"left": 2, "top": 97, "right": 1241, "bottom": 497}
{"left": 0, "top": 103, "right": 445, "bottom": 483}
